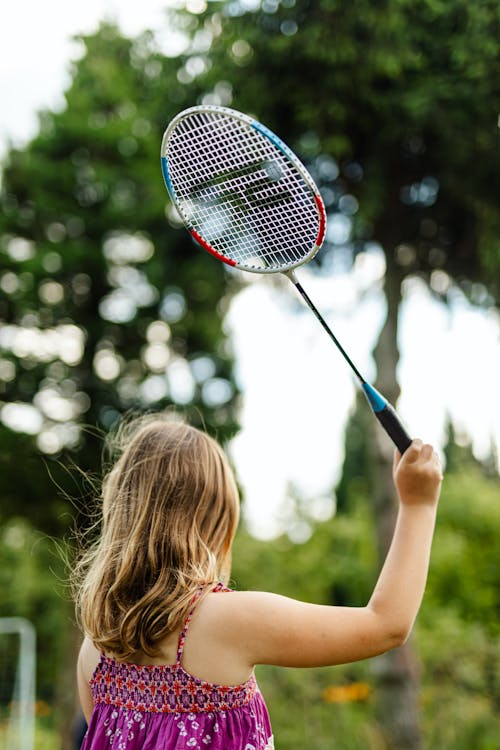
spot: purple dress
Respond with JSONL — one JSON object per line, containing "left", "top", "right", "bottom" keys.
{"left": 81, "top": 585, "right": 274, "bottom": 750}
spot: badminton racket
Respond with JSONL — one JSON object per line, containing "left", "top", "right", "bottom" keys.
{"left": 160, "top": 105, "right": 412, "bottom": 453}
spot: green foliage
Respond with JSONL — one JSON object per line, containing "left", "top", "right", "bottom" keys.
{"left": 0, "top": 517, "right": 70, "bottom": 704}
{"left": 424, "top": 466, "right": 500, "bottom": 633}
{"left": 0, "top": 720, "right": 57, "bottom": 750}
{"left": 0, "top": 23, "right": 239, "bottom": 534}
{"left": 196, "top": 0, "right": 500, "bottom": 299}
{"left": 416, "top": 463, "right": 500, "bottom": 748}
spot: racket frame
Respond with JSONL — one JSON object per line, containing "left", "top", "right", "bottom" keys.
{"left": 161, "top": 105, "right": 326, "bottom": 275}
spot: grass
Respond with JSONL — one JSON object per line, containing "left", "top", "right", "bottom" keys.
{"left": 0, "top": 719, "right": 60, "bottom": 750}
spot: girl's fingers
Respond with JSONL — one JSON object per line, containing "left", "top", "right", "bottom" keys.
{"left": 432, "top": 451, "right": 444, "bottom": 480}
{"left": 421, "top": 443, "right": 433, "bottom": 460}
{"left": 394, "top": 440, "right": 442, "bottom": 478}
{"left": 405, "top": 439, "right": 423, "bottom": 463}
{"left": 394, "top": 440, "right": 421, "bottom": 473}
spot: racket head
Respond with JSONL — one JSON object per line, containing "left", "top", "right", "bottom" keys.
{"left": 161, "top": 105, "right": 326, "bottom": 274}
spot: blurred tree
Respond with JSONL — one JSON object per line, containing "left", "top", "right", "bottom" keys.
{"left": 194, "top": 0, "right": 499, "bottom": 285}
{"left": 0, "top": 23, "right": 239, "bottom": 537}
{"left": 0, "top": 518, "right": 68, "bottom": 705}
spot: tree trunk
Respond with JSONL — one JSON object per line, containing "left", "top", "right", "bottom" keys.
{"left": 370, "top": 253, "right": 423, "bottom": 750}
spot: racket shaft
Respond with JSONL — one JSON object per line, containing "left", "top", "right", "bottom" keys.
{"left": 290, "top": 275, "right": 412, "bottom": 453}
{"left": 292, "top": 279, "right": 365, "bottom": 382}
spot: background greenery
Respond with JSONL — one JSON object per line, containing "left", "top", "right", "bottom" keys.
{"left": 1, "top": 1, "right": 499, "bottom": 748}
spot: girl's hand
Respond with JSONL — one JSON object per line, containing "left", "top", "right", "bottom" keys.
{"left": 393, "top": 439, "right": 443, "bottom": 507}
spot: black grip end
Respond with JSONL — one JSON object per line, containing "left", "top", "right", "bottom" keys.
{"left": 375, "top": 403, "right": 412, "bottom": 454}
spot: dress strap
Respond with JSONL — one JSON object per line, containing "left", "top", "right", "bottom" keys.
{"left": 175, "top": 583, "right": 233, "bottom": 665}
{"left": 176, "top": 590, "right": 202, "bottom": 665}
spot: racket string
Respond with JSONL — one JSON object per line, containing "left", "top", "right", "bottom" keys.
{"left": 166, "top": 111, "right": 320, "bottom": 271}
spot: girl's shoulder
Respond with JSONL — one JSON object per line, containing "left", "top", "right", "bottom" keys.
{"left": 78, "top": 635, "right": 102, "bottom": 684}
{"left": 189, "top": 589, "right": 297, "bottom": 657}
{"left": 192, "top": 588, "right": 275, "bottom": 633}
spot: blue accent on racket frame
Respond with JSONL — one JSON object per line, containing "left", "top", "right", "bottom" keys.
{"left": 161, "top": 156, "right": 176, "bottom": 200}
{"left": 362, "top": 382, "right": 387, "bottom": 413}
{"left": 251, "top": 121, "right": 296, "bottom": 162}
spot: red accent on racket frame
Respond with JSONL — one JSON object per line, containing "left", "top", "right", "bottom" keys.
{"left": 314, "top": 194, "right": 327, "bottom": 248}
{"left": 189, "top": 229, "right": 237, "bottom": 267}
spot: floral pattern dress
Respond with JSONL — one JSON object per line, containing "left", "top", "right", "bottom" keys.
{"left": 81, "top": 584, "right": 274, "bottom": 750}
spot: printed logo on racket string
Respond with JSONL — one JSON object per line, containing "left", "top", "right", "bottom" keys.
{"left": 190, "top": 160, "right": 292, "bottom": 213}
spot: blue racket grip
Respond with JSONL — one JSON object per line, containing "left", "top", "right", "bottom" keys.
{"left": 362, "top": 383, "right": 412, "bottom": 454}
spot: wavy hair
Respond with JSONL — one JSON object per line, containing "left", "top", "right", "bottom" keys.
{"left": 72, "top": 412, "right": 239, "bottom": 660}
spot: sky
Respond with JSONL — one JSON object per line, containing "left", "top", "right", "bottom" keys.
{"left": 1, "top": 1, "right": 499, "bottom": 539}
{"left": 0, "top": 1, "right": 177, "bottom": 156}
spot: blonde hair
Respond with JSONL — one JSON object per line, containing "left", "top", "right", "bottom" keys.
{"left": 73, "top": 412, "right": 239, "bottom": 661}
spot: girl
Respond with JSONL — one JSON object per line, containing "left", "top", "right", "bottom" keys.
{"left": 75, "top": 412, "right": 442, "bottom": 750}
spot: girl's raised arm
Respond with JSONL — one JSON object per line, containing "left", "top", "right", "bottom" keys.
{"left": 218, "top": 440, "right": 441, "bottom": 669}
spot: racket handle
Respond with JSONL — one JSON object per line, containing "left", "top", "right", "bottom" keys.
{"left": 374, "top": 402, "right": 412, "bottom": 454}
{"left": 362, "top": 383, "right": 412, "bottom": 454}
